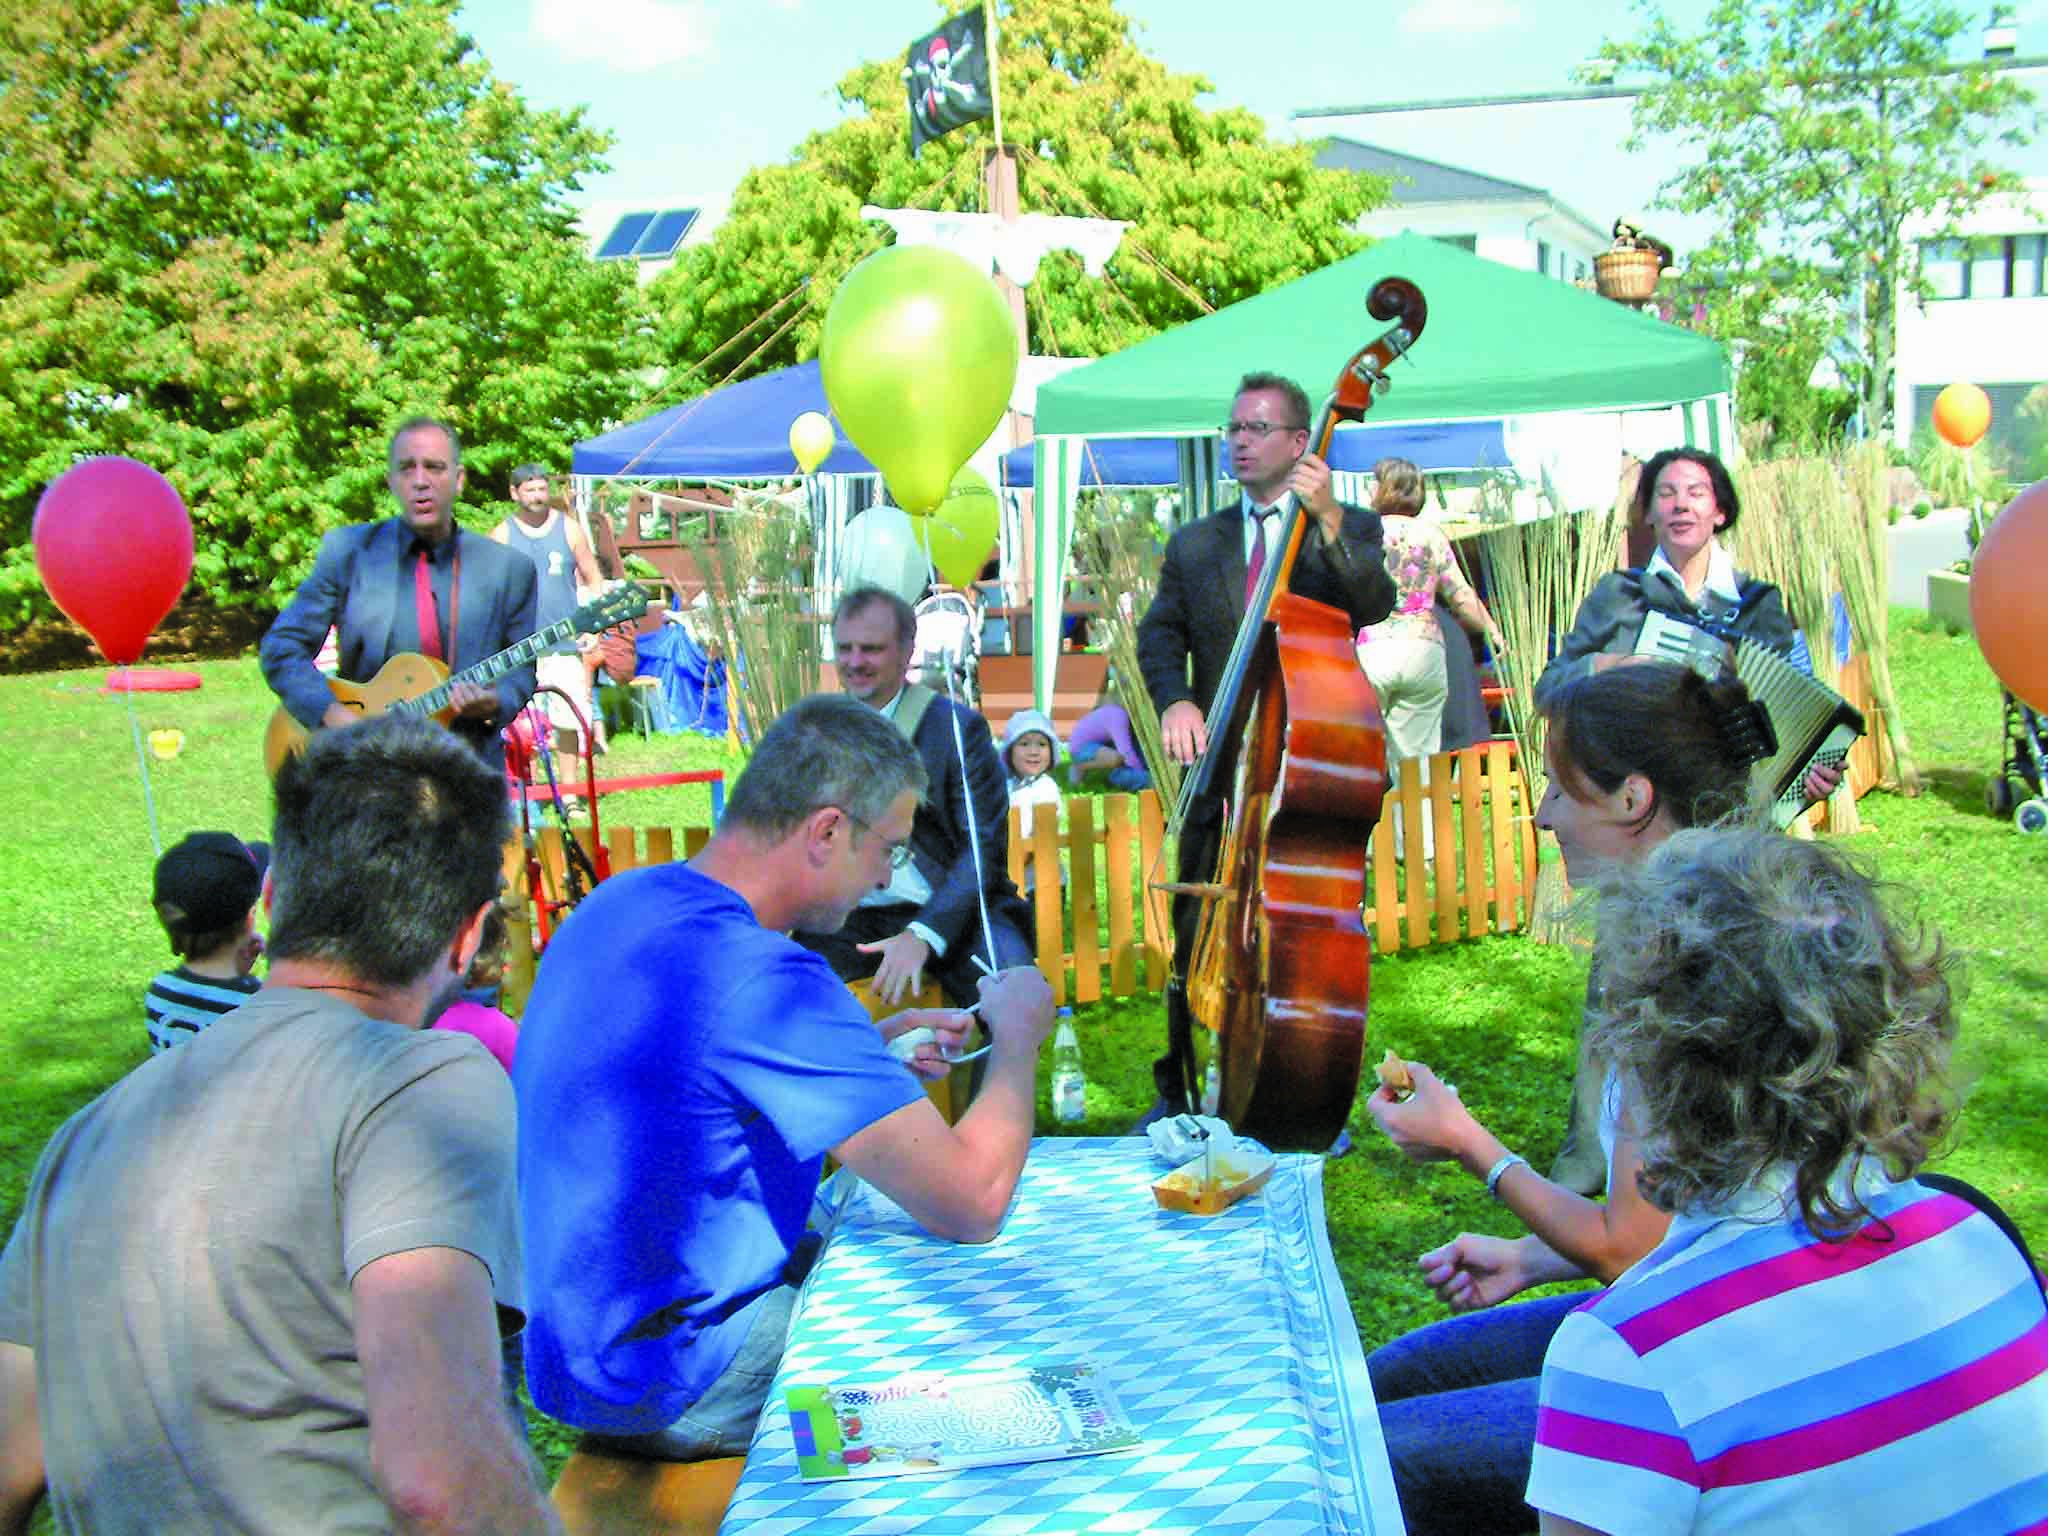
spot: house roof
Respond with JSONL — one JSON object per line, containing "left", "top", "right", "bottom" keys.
{"left": 1314, "top": 137, "right": 1610, "bottom": 245}
{"left": 1315, "top": 138, "right": 1549, "bottom": 204}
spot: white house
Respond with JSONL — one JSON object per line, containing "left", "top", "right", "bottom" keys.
{"left": 1313, "top": 138, "right": 1611, "bottom": 285}
{"left": 1893, "top": 179, "right": 2048, "bottom": 465}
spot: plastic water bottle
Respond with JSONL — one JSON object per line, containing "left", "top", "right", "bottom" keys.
{"left": 1050, "top": 1008, "right": 1086, "bottom": 1123}
{"left": 1201, "top": 1059, "right": 1221, "bottom": 1117}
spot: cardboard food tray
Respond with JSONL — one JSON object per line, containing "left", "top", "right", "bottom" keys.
{"left": 1149, "top": 1147, "right": 1276, "bottom": 1215}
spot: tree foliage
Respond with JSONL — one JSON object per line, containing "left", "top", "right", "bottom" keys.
{"left": 1596, "top": 0, "right": 2035, "bottom": 436}
{"left": 649, "top": 0, "right": 1385, "bottom": 394}
{"left": 0, "top": 0, "right": 653, "bottom": 625}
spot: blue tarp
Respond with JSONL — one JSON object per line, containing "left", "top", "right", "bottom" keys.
{"left": 998, "top": 417, "right": 1509, "bottom": 487}
{"left": 573, "top": 359, "right": 1509, "bottom": 486}
{"left": 635, "top": 624, "right": 728, "bottom": 737}
{"left": 574, "top": 361, "right": 879, "bottom": 478}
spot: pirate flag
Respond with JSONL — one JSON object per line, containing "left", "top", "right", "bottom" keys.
{"left": 904, "top": 9, "right": 993, "bottom": 157}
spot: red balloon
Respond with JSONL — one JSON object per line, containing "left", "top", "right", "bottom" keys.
{"left": 32, "top": 457, "right": 194, "bottom": 664}
{"left": 1970, "top": 480, "right": 2048, "bottom": 713}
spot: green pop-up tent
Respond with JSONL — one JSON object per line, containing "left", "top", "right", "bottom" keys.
{"left": 1028, "top": 232, "right": 1735, "bottom": 708}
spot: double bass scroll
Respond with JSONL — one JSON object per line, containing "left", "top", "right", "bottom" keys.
{"left": 1174, "top": 277, "right": 1425, "bottom": 1152}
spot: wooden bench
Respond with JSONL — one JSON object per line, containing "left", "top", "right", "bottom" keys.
{"left": 549, "top": 1450, "right": 746, "bottom": 1535}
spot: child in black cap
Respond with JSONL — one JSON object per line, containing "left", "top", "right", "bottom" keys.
{"left": 144, "top": 832, "right": 269, "bottom": 1054}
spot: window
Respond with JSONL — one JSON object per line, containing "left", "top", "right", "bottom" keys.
{"left": 1434, "top": 233, "right": 1477, "bottom": 252}
{"left": 1536, "top": 238, "right": 1552, "bottom": 276}
{"left": 595, "top": 208, "right": 700, "bottom": 263}
{"left": 1969, "top": 237, "right": 2010, "bottom": 298}
{"left": 2020, "top": 234, "right": 2047, "bottom": 297}
{"left": 634, "top": 209, "right": 699, "bottom": 259}
{"left": 1921, "top": 239, "right": 1967, "bottom": 298}
{"left": 596, "top": 212, "right": 656, "bottom": 262}
{"left": 1920, "top": 234, "right": 2048, "bottom": 300}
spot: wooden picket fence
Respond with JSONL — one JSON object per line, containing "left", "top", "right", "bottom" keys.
{"left": 502, "top": 738, "right": 1543, "bottom": 1012}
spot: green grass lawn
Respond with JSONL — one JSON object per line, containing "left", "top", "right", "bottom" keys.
{"left": 1, "top": 611, "right": 2042, "bottom": 1489}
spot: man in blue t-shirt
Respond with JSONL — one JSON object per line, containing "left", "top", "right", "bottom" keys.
{"left": 515, "top": 694, "right": 1056, "bottom": 1461}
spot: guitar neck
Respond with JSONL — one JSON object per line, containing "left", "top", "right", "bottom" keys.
{"left": 398, "top": 617, "right": 581, "bottom": 718}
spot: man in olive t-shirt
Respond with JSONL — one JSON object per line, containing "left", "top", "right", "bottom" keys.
{"left": 0, "top": 719, "right": 558, "bottom": 1536}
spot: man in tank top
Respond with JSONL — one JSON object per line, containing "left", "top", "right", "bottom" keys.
{"left": 492, "top": 464, "right": 606, "bottom": 757}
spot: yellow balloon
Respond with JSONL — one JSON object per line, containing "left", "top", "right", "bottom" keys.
{"left": 820, "top": 246, "right": 1020, "bottom": 514}
{"left": 788, "top": 410, "right": 834, "bottom": 474}
{"left": 916, "top": 466, "right": 1000, "bottom": 589}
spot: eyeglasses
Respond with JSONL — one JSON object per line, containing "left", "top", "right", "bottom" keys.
{"left": 836, "top": 807, "right": 914, "bottom": 869}
{"left": 1222, "top": 419, "right": 1304, "bottom": 439}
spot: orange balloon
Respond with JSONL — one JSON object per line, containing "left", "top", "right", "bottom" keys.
{"left": 1933, "top": 382, "right": 1991, "bottom": 449}
{"left": 1970, "top": 481, "right": 2048, "bottom": 711}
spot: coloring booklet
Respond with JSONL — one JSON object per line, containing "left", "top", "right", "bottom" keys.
{"left": 784, "top": 1359, "right": 1142, "bottom": 1481}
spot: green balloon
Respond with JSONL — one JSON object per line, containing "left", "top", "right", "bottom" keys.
{"left": 916, "top": 466, "right": 1001, "bottom": 590}
{"left": 821, "top": 245, "right": 1020, "bottom": 515}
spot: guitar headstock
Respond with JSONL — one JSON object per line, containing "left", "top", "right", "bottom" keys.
{"left": 575, "top": 581, "right": 653, "bottom": 636}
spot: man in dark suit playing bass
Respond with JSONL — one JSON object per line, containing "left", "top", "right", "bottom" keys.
{"left": 1136, "top": 371, "right": 1397, "bottom": 1121}
{"left": 260, "top": 418, "right": 539, "bottom": 770}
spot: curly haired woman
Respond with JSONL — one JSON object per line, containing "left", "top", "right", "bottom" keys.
{"left": 1528, "top": 828, "right": 2047, "bottom": 1536}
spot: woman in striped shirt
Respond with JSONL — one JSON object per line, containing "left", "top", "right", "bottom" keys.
{"left": 1528, "top": 828, "right": 2046, "bottom": 1535}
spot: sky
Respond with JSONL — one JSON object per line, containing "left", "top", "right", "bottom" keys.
{"left": 455, "top": 0, "right": 2048, "bottom": 254}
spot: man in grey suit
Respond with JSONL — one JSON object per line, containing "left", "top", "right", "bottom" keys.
{"left": 261, "top": 418, "right": 539, "bottom": 769}
{"left": 1135, "top": 370, "right": 1397, "bottom": 1118}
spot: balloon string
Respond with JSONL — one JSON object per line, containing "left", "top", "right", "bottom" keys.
{"left": 121, "top": 682, "right": 163, "bottom": 857}
{"left": 921, "top": 515, "right": 999, "bottom": 979}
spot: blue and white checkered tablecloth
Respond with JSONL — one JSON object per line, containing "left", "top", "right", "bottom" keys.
{"left": 722, "top": 1137, "right": 1404, "bottom": 1535}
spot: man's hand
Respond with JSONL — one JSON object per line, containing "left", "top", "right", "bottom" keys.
{"left": 1159, "top": 700, "right": 1208, "bottom": 766}
{"left": 1417, "top": 1233, "right": 1534, "bottom": 1312}
{"left": 1364, "top": 1063, "right": 1481, "bottom": 1166}
{"left": 858, "top": 930, "right": 933, "bottom": 1006}
{"left": 446, "top": 681, "right": 497, "bottom": 722}
{"left": 1804, "top": 760, "right": 1844, "bottom": 803}
{"left": 321, "top": 701, "right": 361, "bottom": 730}
{"left": 1289, "top": 452, "right": 1342, "bottom": 542}
{"left": 976, "top": 965, "right": 1055, "bottom": 1054}
{"left": 880, "top": 1006, "right": 976, "bottom": 1081}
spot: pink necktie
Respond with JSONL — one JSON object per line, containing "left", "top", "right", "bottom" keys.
{"left": 1245, "top": 509, "right": 1273, "bottom": 602}
{"left": 414, "top": 553, "right": 443, "bottom": 661}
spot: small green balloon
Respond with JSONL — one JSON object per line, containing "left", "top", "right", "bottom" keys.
{"left": 821, "top": 246, "right": 1020, "bottom": 515}
{"left": 916, "top": 465, "right": 1001, "bottom": 589}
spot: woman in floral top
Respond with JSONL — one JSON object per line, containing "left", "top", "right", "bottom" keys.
{"left": 1356, "top": 459, "right": 1504, "bottom": 765}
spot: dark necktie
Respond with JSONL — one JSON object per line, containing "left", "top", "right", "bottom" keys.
{"left": 413, "top": 550, "right": 443, "bottom": 661}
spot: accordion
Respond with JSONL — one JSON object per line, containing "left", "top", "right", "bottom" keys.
{"left": 1634, "top": 610, "right": 1866, "bottom": 827}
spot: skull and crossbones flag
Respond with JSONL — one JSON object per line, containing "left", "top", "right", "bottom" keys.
{"left": 904, "top": 8, "right": 994, "bottom": 157}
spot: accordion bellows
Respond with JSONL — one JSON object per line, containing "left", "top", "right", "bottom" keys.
{"left": 1635, "top": 611, "right": 1866, "bottom": 827}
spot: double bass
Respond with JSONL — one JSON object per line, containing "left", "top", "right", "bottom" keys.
{"left": 1172, "top": 277, "right": 1426, "bottom": 1152}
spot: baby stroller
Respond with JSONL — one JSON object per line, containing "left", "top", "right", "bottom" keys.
{"left": 909, "top": 586, "right": 981, "bottom": 707}
{"left": 1986, "top": 690, "right": 2048, "bottom": 834}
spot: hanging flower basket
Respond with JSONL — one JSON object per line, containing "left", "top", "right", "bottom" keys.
{"left": 1594, "top": 248, "right": 1664, "bottom": 303}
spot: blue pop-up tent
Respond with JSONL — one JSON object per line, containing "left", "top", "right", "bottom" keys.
{"left": 998, "top": 417, "right": 1508, "bottom": 487}
{"left": 572, "top": 361, "right": 878, "bottom": 478}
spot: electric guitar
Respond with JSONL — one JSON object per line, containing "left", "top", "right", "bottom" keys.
{"left": 262, "top": 583, "right": 651, "bottom": 777}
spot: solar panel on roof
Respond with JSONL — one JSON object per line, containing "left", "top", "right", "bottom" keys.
{"left": 596, "top": 211, "right": 656, "bottom": 261}
{"left": 634, "top": 208, "right": 699, "bottom": 258}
